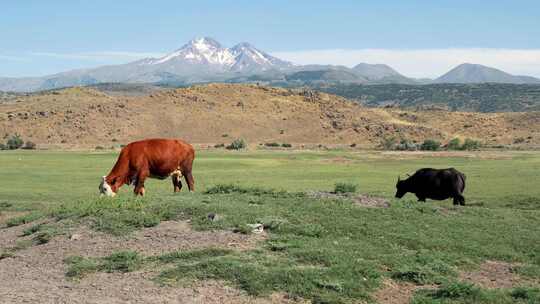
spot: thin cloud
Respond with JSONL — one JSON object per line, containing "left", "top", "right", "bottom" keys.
{"left": 272, "top": 48, "right": 540, "bottom": 78}
{"left": 28, "top": 51, "right": 165, "bottom": 61}
{"left": 0, "top": 54, "right": 29, "bottom": 62}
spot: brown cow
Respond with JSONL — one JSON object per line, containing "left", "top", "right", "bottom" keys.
{"left": 99, "top": 138, "right": 195, "bottom": 196}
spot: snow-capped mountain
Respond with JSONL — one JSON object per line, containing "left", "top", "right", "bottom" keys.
{"left": 144, "top": 37, "right": 291, "bottom": 72}
{"left": 147, "top": 37, "right": 236, "bottom": 67}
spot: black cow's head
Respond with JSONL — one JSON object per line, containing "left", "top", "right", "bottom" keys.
{"left": 395, "top": 175, "right": 408, "bottom": 198}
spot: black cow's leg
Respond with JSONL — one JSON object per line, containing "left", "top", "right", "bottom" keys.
{"left": 452, "top": 194, "right": 466, "bottom": 206}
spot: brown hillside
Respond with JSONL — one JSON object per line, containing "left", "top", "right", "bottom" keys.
{"left": 0, "top": 84, "right": 539, "bottom": 148}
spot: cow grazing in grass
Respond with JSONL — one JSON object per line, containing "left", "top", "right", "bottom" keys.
{"left": 395, "top": 168, "right": 466, "bottom": 205}
{"left": 99, "top": 138, "right": 195, "bottom": 196}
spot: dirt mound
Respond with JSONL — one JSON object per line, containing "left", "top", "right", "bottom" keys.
{"left": 459, "top": 260, "right": 535, "bottom": 289}
{"left": 0, "top": 220, "right": 278, "bottom": 304}
{"left": 372, "top": 279, "right": 436, "bottom": 304}
{"left": 1, "top": 84, "right": 538, "bottom": 148}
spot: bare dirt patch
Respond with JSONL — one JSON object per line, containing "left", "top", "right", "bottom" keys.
{"left": 308, "top": 191, "right": 390, "bottom": 208}
{"left": 372, "top": 279, "right": 436, "bottom": 304}
{"left": 0, "top": 220, "right": 280, "bottom": 304}
{"left": 459, "top": 260, "right": 534, "bottom": 289}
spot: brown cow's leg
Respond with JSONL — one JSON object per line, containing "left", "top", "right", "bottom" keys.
{"left": 184, "top": 171, "right": 195, "bottom": 192}
{"left": 134, "top": 170, "right": 149, "bottom": 196}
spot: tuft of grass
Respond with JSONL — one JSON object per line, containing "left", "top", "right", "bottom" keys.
{"left": 334, "top": 182, "right": 357, "bottom": 194}
{"left": 0, "top": 201, "right": 13, "bottom": 210}
{"left": 101, "top": 251, "right": 143, "bottom": 273}
{"left": 5, "top": 212, "right": 42, "bottom": 227}
{"left": 65, "top": 250, "right": 143, "bottom": 279}
{"left": 204, "top": 184, "right": 286, "bottom": 196}
{"left": 50, "top": 199, "right": 161, "bottom": 235}
{"left": 412, "top": 283, "right": 540, "bottom": 304}
{"left": 0, "top": 251, "right": 14, "bottom": 260}
{"left": 64, "top": 256, "right": 99, "bottom": 278}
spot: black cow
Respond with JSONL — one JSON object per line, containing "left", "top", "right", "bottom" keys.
{"left": 395, "top": 168, "right": 466, "bottom": 205}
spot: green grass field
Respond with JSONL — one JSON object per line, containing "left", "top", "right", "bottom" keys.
{"left": 1, "top": 150, "right": 539, "bottom": 303}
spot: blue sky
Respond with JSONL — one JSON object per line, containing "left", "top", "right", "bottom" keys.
{"left": 1, "top": 0, "right": 540, "bottom": 77}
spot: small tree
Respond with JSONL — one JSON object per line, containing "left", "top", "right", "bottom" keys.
{"left": 0, "top": 143, "right": 6, "bottom": 150}
{"left": 226, "top": 139, "right": 246, "bottom": 150}
{"left": 6, "top": 134, "right": 24, "bottom": 150}
{"left": 447, "top": 138, "right": 461, "bottom": 150}
{"left": 420, "top": 139, "right": 441, "bottom": 151}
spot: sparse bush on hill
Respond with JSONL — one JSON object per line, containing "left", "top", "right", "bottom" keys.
{"left": 461, "top": 138, "right": 481, "bottom": 150}
{"left": 380, "top": 136, "right": 397, "bottom": 150}
{"left": 226, "top": 139, "right": 246, "bottom": 150}
{"left": 447, "top": 138, "right": 462, "bottom": 150}
{"left": 513, "top": 137, "right": 525, "bottom": 144}
{"left": 334, "top": 182, "right": 357, "bottom": 194}
{"left": 264, "top": 142, "right": 280, "bottom": 147}
{"left": 95, "top": 146, "right": 105, "bottom": 150}
{"left": 6, "top": 134, "right": 24, "bottom": 150}
{"left": 214, "top": 143, "right": 225, "bottom": 148}
{"left": 420, "top": 139, "right": 441, "bottom": 151}
{"left": 0, "top": 143, "right": 5, "bottom": 150}
{"left": 281, "top": 143, "right": 292, "bottom": 148}
{"left": 221, "top": 134, "right": 229, "bottom": 138}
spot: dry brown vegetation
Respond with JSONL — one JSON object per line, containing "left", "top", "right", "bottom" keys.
{"left": 1, "top": 83, "right": 539, "bottom": 148}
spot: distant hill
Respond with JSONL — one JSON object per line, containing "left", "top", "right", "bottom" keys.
{"left": 316, "top": 83, "right": 540, "bottom": 112}
{"left": 285, "top": 69, "right": 365, "bottom": 84}
{"left": 1, "top": 84, "right": 539, "bottom": 148}
{"left": 435, "top": 63, "right": 540, "bottom": 84}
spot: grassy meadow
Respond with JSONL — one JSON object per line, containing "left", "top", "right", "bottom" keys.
{"left": 1, "top": 149, "right": 540, "bottom": 303}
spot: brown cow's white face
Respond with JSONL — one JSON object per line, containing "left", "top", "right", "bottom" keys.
{"left": 99, "top": 176, "right": 116, "bottom": 197}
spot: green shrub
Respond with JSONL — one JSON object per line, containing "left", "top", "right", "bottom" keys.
{"left": 264, "top": 142, "right": 280, "bottom": 147}
{"left": 334, "top": 182, "right": 357, "bottom": 194}
{"left": 6, "top": 134, "right": 24, "bottom": 150}
{"left": 281, "top": 143, "right": 292, "bottom": 148}
{"left": 396, "top": 138, "right": 418, "bottom": 151}
{"left": 447, "top": 138, "right": 461, "bottom": 150}
{"left": 226, "top": 139, "right": 246, "bottom": 150}
{"left": 214, "top": 143, "right": 225, "bottom": 148}
{"left": 0, "top": 143, "right": 5, "bottom": 150}
{"left": 95, "top": 146, "right": 105, "bottom": 150}
{"left": 461, "top": 138, "right": 481, "bottom": 150}
{"left": 420, "top": 139, "right": 441, "bottom": 151}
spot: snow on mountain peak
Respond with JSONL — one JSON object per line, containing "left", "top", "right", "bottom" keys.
{"left": 147, "top": 37, "right": 292, "bottom": 71}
